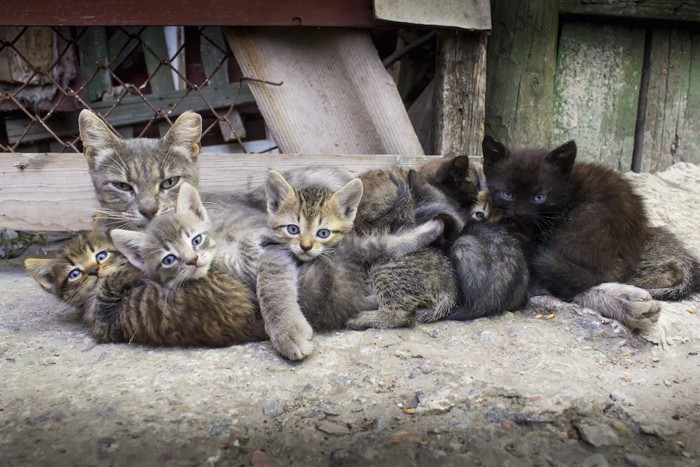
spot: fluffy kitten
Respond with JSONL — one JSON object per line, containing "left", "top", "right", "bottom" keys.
{"left": 260, "top": 169, "right": 455, "bottom": 354}
{"left": 481, "top": 135, "right": 698, "bottom": 329}
{"left": 79, "top": 109, "right": 202, "bottom": 236}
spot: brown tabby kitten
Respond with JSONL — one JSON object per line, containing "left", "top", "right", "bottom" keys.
{"left": 264, "top": 169, "right": 456, "bottom": 334}
{"left": 481, "top": 135, "right": 700, "bottom": 329}
{"left": 79, "top": 109, "right": 202, "bottom": 236}
{"left": 108, "top": 184, "right": 267, "bottom": 346}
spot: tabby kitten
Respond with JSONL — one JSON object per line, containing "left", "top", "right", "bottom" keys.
{"left": 79, "top": 109, "right": 202, "bottom": 236}
{"left": 481, "top": 135, "right": 700, "bottom": 329}
{"left": 262, "top": 169, "right": 456, "bottom": 345}
{"left": 107, "top": 183, "right": 267, "bottom": 346}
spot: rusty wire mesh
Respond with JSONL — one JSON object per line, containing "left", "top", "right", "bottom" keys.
{"left": 0, "top": 26, "right": 275, "bottom": 153}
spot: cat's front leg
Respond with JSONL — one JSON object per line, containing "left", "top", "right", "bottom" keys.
{"left": 573, "top": 283, "right": 661, "bottom": 330}
{"left": 257, "top": 247, "right": 314, "bottom": 360}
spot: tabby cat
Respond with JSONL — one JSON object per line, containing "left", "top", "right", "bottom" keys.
{"left": 258, "top": 168, "right": 457, "bottom": 359}
{"left": 481, "top": 135, "right": 699, "bottom": 329}
{"left": 79, "top": 109, "right": 202, "bottom": 236}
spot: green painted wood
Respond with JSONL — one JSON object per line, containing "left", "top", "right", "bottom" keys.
{"left": 485, "top": 0, "right": 559, "bottom": 148}
{"left": 642, "top": 29, "right": 700, "bottom": 172}
{"left": 552, "top": 22, "right": 644, "bottom": 171}
{"left": 560, "top": 0, "right": 700, "bottom": 22}
{"left": 107, "top": 26, "right": 143, "bottom": 71}
{"left": 200, "top": 26, "right": 229, "bottom": 85}
{"left": 141, "top": 27, "right": 174, "bottom": 94}
{"left": 77, "top": 27, "right": 111, "bottom": 102}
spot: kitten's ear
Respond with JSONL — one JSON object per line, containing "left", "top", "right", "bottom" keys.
{"left": 111, "top": 229, "right": 149, "bottom": 273}
{"left": 24, "top": 258, "right": 56, "bottom": 293}
{"left": 163, "top": 111, "right": 202, "bottom": 162}
{"left": 176, "top": 182, "right": 209, "bottom": 223}
{"left": 265, "top": 170, "right": 295, "bottom": 214}
{"left": 546, "top": 140, "right": 577, "bottom": 175}
{"left": 482, "top": 135, "right": 509, "bottom": 174}
{"left": 331, "top": 179, "right": 364, "bottom": 222}
{"left": 78, "top": 109, "right": 122, "bottom": 167}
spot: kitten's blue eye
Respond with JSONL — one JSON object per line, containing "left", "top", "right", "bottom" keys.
{"left": 113, "top": 182, "right": 133, "bottom": 192}
{"left": 316, "top": 228, "right": 331, "bottom": 239}
{"left": 95, "top": 251, "right": 109, "bottom": 262}
{"left": 500, "top": 191, "right": 514, "bottom": 201}
{"left": 286, "top": 225, "right": 300, "bottom": 235}
{"left": 532, "top": 193, "right": 547, "bottom": 204}
{"left": 68, "top": 268, "right": 82, "bottom": 280}
{"left": 162, "top": 254, "right": 177, "bottom": 266}
{"left": 192, "top": 234, "right": 203, "bottom": 246}
{"left": 160, "top": 177, "right": 180, "bottom": 190}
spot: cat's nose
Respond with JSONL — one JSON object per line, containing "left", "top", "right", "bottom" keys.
{"left": 186, "top": 256, "right": 199, "bottom": 266}
{"left": 300, "top": 243, "right": 312, "bottom": 252}
{"left": 139, "top": 207, "right": 158, "bottom": 220}
{"left": 87, "top": 267, "right": 99, "bottom": 276}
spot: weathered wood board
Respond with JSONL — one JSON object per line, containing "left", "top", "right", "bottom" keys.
{"left": 485, "top": 0, "right": 559, "bottom": 148}
{"left": 0, "top": 152, "right": 435, "bottom": 232}
{"left": 224, "top": 27, "right": 424, "bottom": 157}
{"left": 641, "top": 29, "right": 700, "bottom": 173}
{"left": 373, "top": 0, "right": 491, "bottom": 31}
{"left": 560, "top": 0, "right": 700, "bottom": 22}
{"left": 551, "top": 22, "right": 644, "bottom": 170}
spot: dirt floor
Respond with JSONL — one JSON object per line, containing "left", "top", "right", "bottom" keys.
{"left": 1, "top": 163, "right": 699, "bottom": 466}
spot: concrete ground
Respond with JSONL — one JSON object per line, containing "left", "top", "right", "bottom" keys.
{"left": 1, "top": 163, "right": 699, "bottom": 466}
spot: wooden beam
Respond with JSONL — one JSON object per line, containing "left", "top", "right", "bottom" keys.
{"left": 485, "top": 0, "right": 560, "bottom": 148}
{"left": 434, "top": 30, "right": 488, "bottom": 157}
{"left": 0, "top": 0, "right": 382, "bottom": 27}
{"left": 0, "top": 152, "right": 435, "bottom": 232}
{"left": 560, "top": 0, "right": 700, "bottom": 23}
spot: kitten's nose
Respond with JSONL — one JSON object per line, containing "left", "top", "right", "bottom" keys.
{"left": 139, "top": 207, "right": 158, "bottom": 220}
{"left": 186, "top": 256, "right": 199, "bottom": 266}
{"left": 300, "top": 243, "right": 312, "bottom": 252}
{"left": 87, "top": 267, "right": 98, "bottom": 276}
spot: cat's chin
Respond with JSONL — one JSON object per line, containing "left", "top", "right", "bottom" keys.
{"left": 294, "top": 252, "right": 317, "bottom": 262}
{"left": 188, "top": 265, "right": 211, "bottom": 280}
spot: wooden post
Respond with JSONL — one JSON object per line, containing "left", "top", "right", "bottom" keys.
{"left": 434, "top": 30, "right": 488, "bottom": 157}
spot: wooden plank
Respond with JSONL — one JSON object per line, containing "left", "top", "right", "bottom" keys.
{"left": 0, "top": 0, "right": 383, "bottom": 27}
{"left": 551, "top": 22, "right": 645, "bottom": 170}
{"left": 5, "top": 83, "right": 254, "bottom": 144}
{"left": 374, "top": 0, "right": 491, "bottom": 31}
{"left": 78, "top": 27, "right": 112, "bottom": 102}
{"left": 225, "top": 27, "right": 424, "bottom": 157}
{"left": 641, "top": 29, "right": 700, "bottom": 173}
{"left": 0, "top": 152, "right": 437, "bottom": 232}
{"left": 485, "top": 0, "right": 560, "bottom": 148}
{"left": 560, "top": 0, "right": 700, "bottom": 22}
{"left": 434, "top": 30, "right": 487, "bottom": 158}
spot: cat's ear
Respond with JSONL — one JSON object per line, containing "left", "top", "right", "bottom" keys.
{"left": 163, "top": 111, "right": 202, "bottom": 162}
{"left": 265, "top": 170, "right": 295, "bottom": 214}
{"left": 482, "top": 135, "right": 509, "bottom": 174}
{"left": 331, "top": 179, "right": 364, "bottom": 222}
{"left": 546, "top": 140, "right": 577, "bottom": 175}
{"left": 24, "top": 258, "right": 56, "bottom": 293}
{"left": 111, "top": 230, "right": 149, "bottom": 273}
{"left": 79, "top": 110, "right": 122, "bottom": 167}
{"left": 176, "top": 182, "right": 209, "bottom": 223}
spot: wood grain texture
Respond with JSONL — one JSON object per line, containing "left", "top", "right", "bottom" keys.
{"left": 641, "top": 29, "right": 700, "bottom": 173}
{"left": 434, "top": 30, "right": 488, "bottom": 158}
{"left": 225, "top": 27, "right": 424, "bottom": 158}
{"left": 552, "top": 22, "right": 644, "bottom": 170}
{"left": 0, "top": 153, "right": 434, "bottom": 232}
{"left": 485, "top": 0, "right": 559, "bottom": 148}
{"left": 374, "top": 0, "right": 491, "bottom": 31}
{"left": 560, "top": 0, "right": 700, "bottom": 22}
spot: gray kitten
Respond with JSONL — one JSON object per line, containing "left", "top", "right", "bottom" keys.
{"left": 79, "top": 109, "right": 202, "bottom": 236}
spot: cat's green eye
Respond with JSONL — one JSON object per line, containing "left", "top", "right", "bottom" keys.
{"left": 500, "top": 191, "right": 514, "bottom": 201}
{"left": 286, "top": 225, "right": 300, "bottom": 235}
{"left": 532, "top": 194, "right": 547, "bottom": 204}
{"left": 160, "top": 177, "right": 180, "bottom": 190}
{"left": 162, "top": 254, "right": 177, "bottom": 266}
{"left": 68, "top": 268, "right": 82, "bottom": 280}
{"left": 95, "top": 251, "right": 109, "bottom": 262}
{"left": 113, "top": 182, "right": 133, "bottom": 192}
{"left": 192, "top": 234, "right": 203, "bottom": 246}
{"left": 316, "top": 228, "right": 331, "bottom": 239}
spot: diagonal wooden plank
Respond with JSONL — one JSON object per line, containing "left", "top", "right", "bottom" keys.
{"left": 224, "top": 27, "right": 424, "bottom": 157}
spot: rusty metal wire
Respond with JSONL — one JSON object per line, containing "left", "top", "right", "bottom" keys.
{"left": 0, "top": 26, "right": 276, "bottom": 153}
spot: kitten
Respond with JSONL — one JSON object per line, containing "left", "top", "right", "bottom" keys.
{"left": 261, "top": 169, "right": 455, "bottom": 349}
{"left": 79, "top": 109, "right": 202, "bottom": 236}
{"left": 481, "top": 135, "right": 699, "bottom": 329}
{"left": 415, "top": 155, "right": 530, "bottom": 320}
{"left": 107, "top": 183, "right": 267, "bottom": 346}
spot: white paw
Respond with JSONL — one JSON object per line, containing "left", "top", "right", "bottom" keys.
{"left": 597, "top": 283, "right": 661, "bottom": 329}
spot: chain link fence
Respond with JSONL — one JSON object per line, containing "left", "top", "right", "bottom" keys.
{"left": 0, "top": 26, "right": 275, "bottom": 153}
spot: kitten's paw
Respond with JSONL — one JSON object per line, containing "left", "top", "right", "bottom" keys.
{"left": 597, "top": 283, "right": 661, "bottom": 329}
{"left": 270, "top": 319, "right": 314, "bottom": 361}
